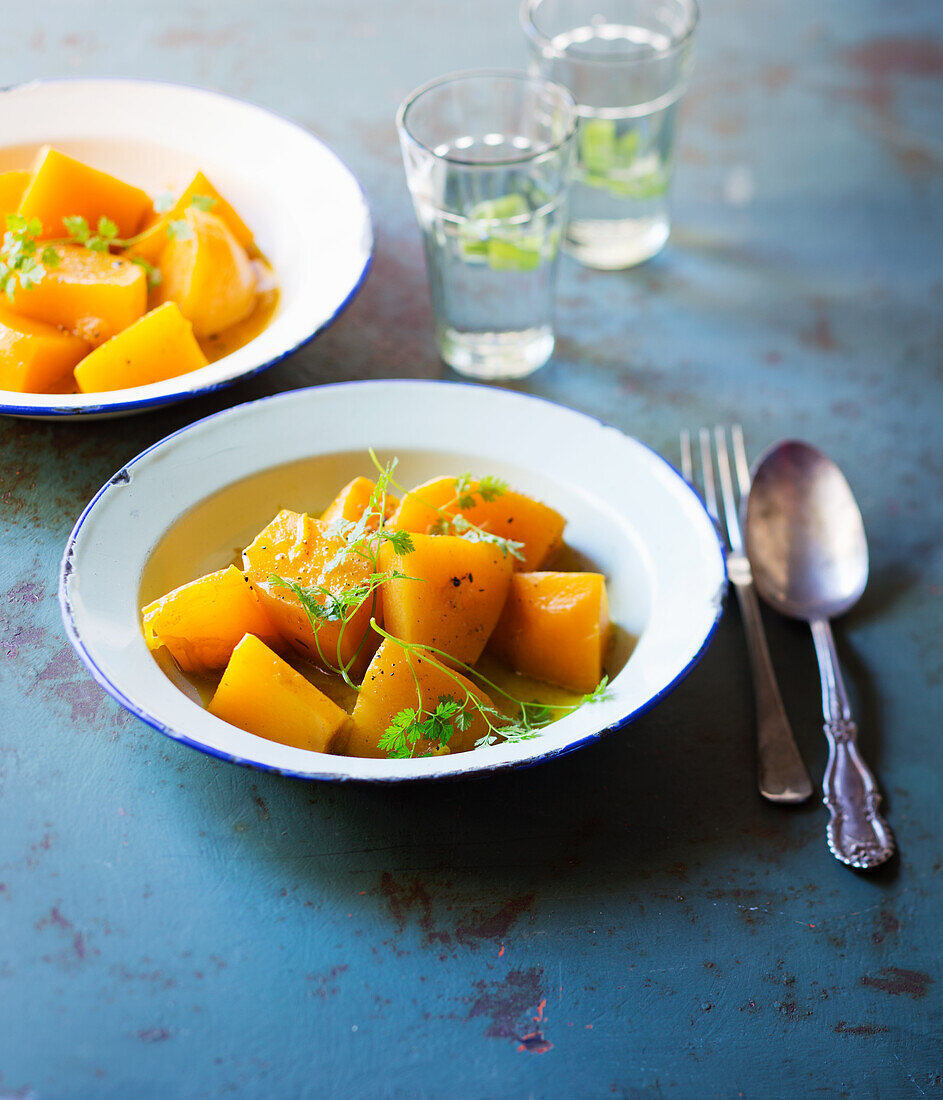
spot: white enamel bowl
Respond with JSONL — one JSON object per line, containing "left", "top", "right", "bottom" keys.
{"left": 0, "top": 79, "right": 372, "bottom": 418}
{"left": 59, "top": 381, "right": 727, "bottom": 782}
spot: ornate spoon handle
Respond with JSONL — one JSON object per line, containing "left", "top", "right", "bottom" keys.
{"left": 810, "top": 618, "right": 894, "bottom": 869}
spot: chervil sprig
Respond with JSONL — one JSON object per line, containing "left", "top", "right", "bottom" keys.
{"left": 0, "top": 192, "right": 217, "bottom": 298}
{"left": 268, "top": 572, "right": 412, "bottom": 627}
{"left": 0, "top": 216, "right": 60, "bottom": 301}
{"left": 369, "top": 619, "right": 610, "bottom": 758}
{"left": 378, "top": 694, "right": 472, "bottom": 758}
{"left": 268, "top": 458, "right": 418, "bottom": 687}
{"left": 368, "top": 451, "right": 524, "bottom": 561}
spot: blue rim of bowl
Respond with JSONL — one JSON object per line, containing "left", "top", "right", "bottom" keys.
{"left": 0, "top": 77, "right": 375, "bottom": 418}
{"left": 58, "top": 380, "right": 729, "bottom": 782}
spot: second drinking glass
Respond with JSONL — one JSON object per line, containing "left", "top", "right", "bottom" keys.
{"left": 523, "top": 0, "right": 699, "bottom": 270}
{"left": 397, "top": 71, "right": 577, "bottom": 380}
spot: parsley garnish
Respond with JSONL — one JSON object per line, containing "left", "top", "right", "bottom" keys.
{"left": 268, "top": 572, "right": 411, "bottom": 627}
{"left": 267, "top": 458, "right": 418, "bottom": 688}
{"left": 0, "top": 193, "right": 218, "bottom": 299}
{"left": 368, "top": 453, "right": 524, "bottom": 561}
{"left": 0, "top": 216, "right": 60, "bottom": 301}
{"left": 378, "top": 694, "right": 472, "bottom": 758}
{"left": 369, "top": 620, "right": 610, "bottom": 759}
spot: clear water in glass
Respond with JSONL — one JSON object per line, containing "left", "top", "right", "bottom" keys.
{"left": 554, "top": 22, "right": 679, "bottom": 268}
{"left": 413, "top": 141, "right": 568, "bottom": 380}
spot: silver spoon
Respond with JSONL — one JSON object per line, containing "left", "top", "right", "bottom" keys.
{"left": 743, "top": 440, "right": 894, "bottom": 869}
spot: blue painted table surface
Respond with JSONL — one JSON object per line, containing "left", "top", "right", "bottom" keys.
{"left": 1, "top": 2, "right": 941, "bottom": 1097}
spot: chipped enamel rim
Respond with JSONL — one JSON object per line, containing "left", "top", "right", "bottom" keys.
{"left": 59, "top": 381, "right": 727, "bottom": 782}
{"left": 0, "top": 78, "right": 372, "bottom": 419}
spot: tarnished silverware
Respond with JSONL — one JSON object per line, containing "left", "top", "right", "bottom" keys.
{"left": 682, "top": 426, "right": 812, "bottom": 804}
{"left": 744, "top": 439, "right": 895, "bottom": 869}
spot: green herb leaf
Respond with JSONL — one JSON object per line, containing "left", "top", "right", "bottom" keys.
{"left": 97, "top": 216, "right": 119, "bottom": 240}
{"left": 453, "top": 708, "right": 473, "bottom": 732}
{"left": 189, "top": 193, "right": 217, "bottom": 212}
{"left": 62, "top": 215, "right": 90, "bottom": 242}
{"left": 521, "top": 702, "right": 553, "bottom": 727}
{"left": 378, "top": 528, "right": 414, "bottom": 556}
{"left": 0, "top": 218, "right": 61, "bottom": 300}
{"left": 458, "top": 524, "right": 526, "bottom": 561}
{"left": 379, "top": 707, "right": 420, "bottom": 758}
{"left": 166, "top": 218, "right": 193, "bottom": 241}
{"left": 581, "top": 676, "right": 611, "bottom": 706}
{"left": 379, "top": 694, "right": 467, "bottom": 759}
{"left": 153, "top": 191, "right": 176, "bottom": 214}
{"left": 454, "top": 472, "right": 476, "bottom": 510}
{"left": 476, "top": 475, "right": 509, "bottom": 502}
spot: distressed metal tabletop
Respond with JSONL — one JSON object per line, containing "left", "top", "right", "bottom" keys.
{"left": 2, "top": 1, "right": 942, "bottom": 1097}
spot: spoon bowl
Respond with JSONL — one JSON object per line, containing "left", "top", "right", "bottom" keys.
{"left": 745, "top": 440, "right": 869, "bottom": 622}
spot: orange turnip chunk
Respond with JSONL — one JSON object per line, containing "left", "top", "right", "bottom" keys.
{"left": 347, "top": 638, "right": 492, "bottom": 758}
{"left": 73, "top": 301, "right": 208, "bottom": 392}
{"left": 0, "top": 308, "right": 88, "bottom": 393}
{"left": 378, "top": 533, "right": 513, "bottom": 666}
{"left": 129, "top": 171, "right": 255, "bottom": 264}
{"left": 154, "top": 208, "right": 256, "bottom": 337}
{"left": 209, "top": 634, "right": 348, "bottom": 753}
{"left": 387, "top": 476, "right": 564, "bottom": 571}
{"left": 488, "top": 572, "right": 610, "bottom": 694}
{"left": 5, "top": 244, "right": 146, "bottom": 346}
{"left": 18, "top": 146, "right": 151, "bottom": 240}
{"left": 242, "top": 509, "right": 380, "bottom": 677}
{"left": 321, "top": 477, "right": 399, "bottom": 527}
{"left": 142, "top": 564, "right": 281, "bottom": 675}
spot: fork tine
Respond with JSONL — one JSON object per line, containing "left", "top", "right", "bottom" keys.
{"left": 731, "top": 423, "right": 750, "bottom": 496}
{"left": 698, "top": 427, "right": 719, "bottom": 523}
{"left": 714, "top": 426, "right": 743, "bottom": 552}
{"left": 680, "top": 429, "right": 693, "bottom": 482}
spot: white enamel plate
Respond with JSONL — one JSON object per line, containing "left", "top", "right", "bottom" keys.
{"left": 0, "top": 79, "right": 372, "bottom": 418}
{"left": 60, "top": 381, "right": 727, "bottom": 781}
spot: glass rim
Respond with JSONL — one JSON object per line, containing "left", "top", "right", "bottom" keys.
{"left": 395, "top": 68, "right": 579, "bottom": 168}
{"left": 520, "top": 0, "right": 700, "bottom": 65}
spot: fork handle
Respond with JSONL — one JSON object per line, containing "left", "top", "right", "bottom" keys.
{"left": 732, "top": 576, "right": 813, "bottom": 803}
{"left": 811, "top": 619, "right": 895, "bottom": 869}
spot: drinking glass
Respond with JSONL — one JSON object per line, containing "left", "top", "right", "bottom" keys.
{"left": 522, "top": 0, "right": 698, "bottom": 269}
{"left": 397, "top": 70, "right": 577, "bottom": 380}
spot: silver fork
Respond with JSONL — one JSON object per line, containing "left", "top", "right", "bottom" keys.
{"left": 682, "top": 426, "right": 813, "bottom": 804}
